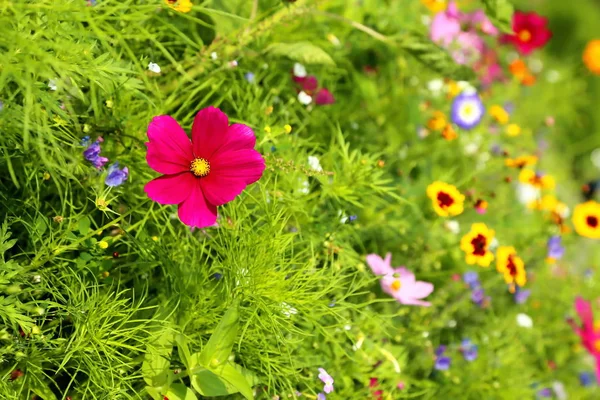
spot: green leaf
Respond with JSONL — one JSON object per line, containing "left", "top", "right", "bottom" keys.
{"left": 266, "top": 42, "right": 335, "bottom": 66}
{"left": 30, "top": 381, "right": 57, "bottom": 400}
{"left": 142, "top": 329, "right": 174, "bottom": 387}
{"left": 481, "top": 0, "right": 514, "bottom": 34}
{"left": 145, "top": 387, "right": 163, "bottom": 400}
{"left": 176, "top": 334, "right": 193, "bottom": 369}
{"left": 34, "top": 215, "right": 48, "bottom": 236}
{"left": 191, "top": 363, "right": 254, "bottom": 399}
{"left": 399, "top": 32, "right": 476, "bottom": 81}
{"left": 77, "top": 216, "right": 91, "bottom": 235}
{"left": 165, "top": 383, "right": 197, "bottom": 400}
{"left": 198, "top": 301, "right": 239, "bottom": 366}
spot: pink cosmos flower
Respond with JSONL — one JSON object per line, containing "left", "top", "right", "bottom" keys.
{"left": 569, "top": 297, "right": 600, "bottom": 382}
{"left": 366, "top": 253, "right": 434, "bottom": 307}
{"left": 315, "top": 89, "right": 335, "bottom": 105}
{"left": 429, "top": 1, "right": 462, "bottom": 46}
{"left": 144, "top": 107, "right": 265, "bottom": 228}
{"left": 501, "top": 11, "right": 552, "bottom": 55}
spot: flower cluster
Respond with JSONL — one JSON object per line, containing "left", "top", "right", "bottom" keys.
{"left": 292, "top": 63, "right": 335, "bottom": 106}
{"left": 463, "top": 271, "right": 490, "bottom": 308}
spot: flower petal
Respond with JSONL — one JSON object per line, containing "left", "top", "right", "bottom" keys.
{"left": 398, "top": 297, "right": 432, "bottom": 307}
{"left": 191, "top": 106, "right": 230, "bottom": 159}
{"left": 218, "top": 124, "right": 257, "bottom": 153}
{"left": 147, "top": 115, "right": 193, "bottom": 174}
{"left": 575, "top": 297, "right": 594, "bottom": 333}
{"left": 144, "top": 173, "right": 195, "bottom": 205}
{"left": 366, "top": 253, "right": 393, "bottom": 275}
{"left": 178, "top": 182, "right": 218, "bottom": 228}
{"left": 200, "top": 149, "right": 265, "bottom": 206}
{"left": 409, "top": 281, "right": 434, "bottom": 299}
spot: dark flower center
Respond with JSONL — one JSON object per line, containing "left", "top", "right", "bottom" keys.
{"left": 587, "top": 216, "right": 599, "bottom": 228}
{"left": 470, "top": 234, "right": 487, "bottom": 256}
{"left": 437, "top": 191, "right": 454, "bottom": 208}
{"left": 506, "top": 255, "right": 517, "bottom": 276}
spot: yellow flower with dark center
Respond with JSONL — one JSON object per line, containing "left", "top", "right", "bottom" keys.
{"left": 441, "top": 124, "right": 458, "bottom": 141}
{"left": 420, "top": 0, "right": 447, "bottom": 13}
{"left": 583, "top": 40, "right": 600, "bottom": 75}
{"left": 427, "top": 111, "right": 447, "bottom": 131}
{"left": 496, "top": 246, "right": 526, "bottom": 290}
{"left": 489, "top": 105, "right": 509, "bottom": 125}
{"left": 164, "top": 0, "right": 192, "bottom": 13}
{"left": 573, "top": 201, "right": 600, "bottom": 239}
{"left": 505, "top": 123, "right": 521, "bottom": 136}
{"left": 426, "top": 181, "right": 465, "bottom": 217}
{"left": 519, "top": 169, "right": 555, "bottom": 190}
{"left": 505, "top": 155, "right": 537, "bottom": 168}
{"left": 460, "top": 223, "right": 495, "bottom": 267}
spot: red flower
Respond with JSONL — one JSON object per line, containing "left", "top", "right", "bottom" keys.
{"left": 501, "top": 11, "right": 552, "bottom": 55}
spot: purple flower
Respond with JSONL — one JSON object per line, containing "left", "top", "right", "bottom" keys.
{"left": 580, "top": 372, "right": 595, "bottom": 386}
{"left": 451, "top": 92, "right": 485, "bottom": 130}
{"left": 514, "top": 288, "right": 531, "bottom": 304}
{"left": 547, "top": 236, "right": 565, "bottom": 260}
{"left": 83, "top": 139, "right": 108, "bottom": 169}
{"left": 435, "top": 345, "right": 447, "bottom": 356}
{"left": 105, "top": 162, "right": 129, "bottom": 187}
{"left": 460, "top": 339, "right": 478, "bottom": 362}
{"left": 318, "top": 368, "right": 334, "bottom": 393}
{"left": 536, "top": 388, "right": 552, "bottom": 398}
{"left": 471, "top": 288, "right": 486, "bottom": 304}
{"left": 434, "top": 345, "right": 451, "bottom": 370}
{"left": 463, "top": 271, "right": 480, "bottom": 289}
{"left": 317, "top": 394, "right": 326, "bottom": 400}
{"left": 244, "top": 72, "right": 255, "bottom": 83}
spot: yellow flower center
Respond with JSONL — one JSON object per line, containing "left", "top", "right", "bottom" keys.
{"left": 190, "top": 158, "right": 210, "bottom": 177}
{"left": 462, "top": 105, "right": 474, "bottom": 116}
{"left": 391, "top": 279, "right": 402, "bottom": 291}
{"left": 518, "top": 30, "right": 532, "bottom": 42}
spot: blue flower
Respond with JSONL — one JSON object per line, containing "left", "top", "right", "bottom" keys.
{"left": 460, "top": 339, "right": 478, "bottom": 362}
{"left": 80, "top": 135, "right": 91, "bottom": 146}
{"left": 463, "top": 271, "right": 480, "bottom": 289}
{"left": 547, "top": 236, "right": 565, "bottom": 260}
{"left": 434, "top": 345, "right": 451, "bottom": 370}
{"left": 579, "top": 372, "right": 595, "bottom": 386}
{"left": 83, "top": 139, "right": 108, "bottom": 169}
{"left": 514, "top": 288, "right": 531, "bottom": 304}
{"left": 105, "top": 162, "right": 129, "bottom": 187}
{"left": 244, "top": 72, "right": 256, "bottom": 83}
{"left": 451, "top": 92, "right": 485, "bottom": 130}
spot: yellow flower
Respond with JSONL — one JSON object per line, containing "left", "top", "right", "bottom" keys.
{"left": 284, "top": 124, "right": 292, "bottom": 134}
{"left": 496, "top": 246, "right": 526, "bottom": 289}
{"left": 164, "top": 0, "right": 193, "bottom": 13}
{"left": 420, "top": 0, "right": 447, "bottom": 13}
{"left": 583, "top": 40, "right": 600, "bottom": 75}
{"left": 505, "top": 155, "right": 538, "bottom": 168}
{"left": 441, "top": 124, "right": 458, "bottom": 141}
{"left": 446, "top": 80, "right": 461, "bottom": 98}
{"left": 98, "top": 241, "right": 109, "bottom": 249}
{"left": 426, "top": 181, "right": 465, "bottom": 217}
{"left": 528, "top": 194, "right": 558, "bottom": 211}
{"left": 489, "top": 105, "right": 509, "bottom": 125}
{"left": 572, "top": 201, "right": 600, "bottom": 239}
{"left": 460, "top": 223, "right": 495, "bottom": 267}
{"left": 505, "top": 123, "right": 521, "bottom": 136}
{"left": 519, "top": 169, "right": 555, "bottom": 190}
{"left": 427, "top": 111, "right": 447, "bottom": 131}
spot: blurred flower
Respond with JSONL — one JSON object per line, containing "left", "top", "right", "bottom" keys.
{"left": 496, "top": 246, "right": 526, "bottom": 291}
{"left": 105, "top": 162, "right": 129, "bottom": 187}
{"left": 514, "top": 287, "right": 531, "bottom": 304}
{"left": 427, "top": 79, "right": 444, "bottom": 96}
{"left": 308, "top": 155, "right": 323, "bottom": 172}
{"left": 318, "top": 368, "right": 334, "bottom": 393}
{"left": 516, "top": 183, "right": 541, "bottom": 205}
{"left": 505, "top": 155, "right": 537, "bottom": 168}
{"left": 569, "top": 297, "right": 600, "bottom": 381}
{"left": 501, "top": 11, "right": 552, "bottom": 55}
{"left": 427, "top": 111, "right": 447, "bottom": 131}
{"left": 579, "top": 371, "right": 595, "bottom": 386}
{"left": 144, "top": 107, "right": 265, "bottom": 228}
{"left": 244, "top": 72, "right": 255, "bottom": 83}
{"left": 451, "top": 92, "right": 484, "bottom": 130}
{"left": 317, "top": 394, "right": 326, "bottom": 400}
{"left": 148, "top": 62, "right": 161, "bottom": 73}
{"left": 434, "top": 345, "right": 451, "bottom": 370}
{"left": 516, "top": 313, "right": 533, "bottom": 328}
{"left": 460, "top": 339, "right": 478, "bottom": 361}
{"left": 293, "top": 63, "right": 307, "bottom": 78}
{"left": 164, "top": 0, "right": 193, "bottom": 13}
{"left": 210, "top": 51, "right": 218, "bottom": 60}
{"left": 505, "top": 124, "right": 521, "bottom": 137}
{"left": 444, "top": 219, "right": 460, "bottom": 234}
{"left": 583, "top": 40, "right": 600, "bottom": 75}
{"left": 463, "top": 271, "right": 480, "bottom": 289}
{"left": 297, "top": 91, "right": 313, "bottom": 105}
{"left": 489, "top": 105, "right": 509, "bottom": 125}
{"left": 509, "top": 59, "right": 536, "bottom": 85}
{"left": 474, "top": 199, "right": 488, "bottom": 214}
{"left": 552, "top": 381, "right": 567, "bottom": 400}
{"left": 429, "top": 2, "right": 461, "bottom": 46}
{"left": 519, "top": 169, "right": 555, "bottom": 190}
{"left": 460, "top": 223, "right": 495, "bottom": 267}
{"left": 426, "top": 181, "right": 465, "bottom": 217}
{"left": 547, "top": 236, "right": 565, "bottom": 260}
{"left": 421, "top": 0, "right": 447, "bottom": 13}
{"left": 441, "top": 124, "right": 458, "bottom": 140}
{"left": 315, "top": 88, "right": 335, "bottom": 105}
{"left": 572, "top": 201, "right": 600, "bottom": 239}
{"left": 83, "top": 139, "right": 109, "bottom": 169}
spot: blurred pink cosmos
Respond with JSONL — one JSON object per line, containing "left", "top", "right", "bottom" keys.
{"left": 366, "top": 253, "right": 434, "bottom": 307}
{"left": 144, "top": 107, "right": 265, "bottom": 228}
{"left": 569, "top": 297, "right": 600, "bottom": 382}
{"left": 318, "top": 368, "right": 334, "bottom": 393}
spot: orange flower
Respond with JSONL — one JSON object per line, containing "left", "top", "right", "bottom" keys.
{"left": 441, "top": 124, "right": 458, "bottom": 141}
{"left": 505, "top": 155, "right": 538, "bottom": 168}
{"left": 427, "top": 111, "right": 447, "bottom": 131}
{"left": 583, "top": 40, "right": 600, "bottom": 75}
{"left": 509, "top": 59, "right": 536, "bottom": 86}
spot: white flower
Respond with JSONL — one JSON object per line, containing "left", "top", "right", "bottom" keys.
{"left": 147, "top": 62, "right": 161, "bottom": 73}
{"left": 516, "top": 313, "right": 533, "bottom": 328}
{"left": 297, "top": 91, "right": 313, "bottom": 105}
{"left": 489, "top": 237, "right": 499, "bottom": 251}
{"left": 293, "top": 63, "right": 307, "bottom": 78}
{"left": 427, "top": 79, "right": 444, "bottom": 96}
{"left": 457, "top": 81, "right": 476, "bottom": 95}
{"left": 546, "top": 70, "right": 560, "bottom": 83}
{"left": 210, "top": 52, "right": 218, "bottom": 60}
{"left": 529, "top": 58, "right": 543, "bottom": 73}
{"left": 308, "top": 155, "right": 323, "bottom": 172}
{"left": 444, "top": 220, "right": 460, "bottom": 234}
{"left": 32, "top": 275, "right": 41, "bottom": 284}
{"left": 48, "top": 79, "right": 57, "bottom": 91}
{"left": 228, "top": 60, "right": 238, "bottom": 68}
{"left": 552, "top": 381, "right": 567, "bottom": 400}
{"left": 464, "top": 142, "right": 479, "bottom": 155}
{"left": 343, "top": 324, "right": 351, "bottom": 331}
{"left": 281, "top": 302, "right": 298, "bottom": 318}
{"left": 516, "top": 183, "right": 541, "bottom": 205}
{"left": 299, "top": 179, "right": 310, "bottom": 194}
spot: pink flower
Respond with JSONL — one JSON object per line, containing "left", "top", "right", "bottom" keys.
{"left": 501, "top": 11, "right": 552, "bottom": 55}
{"left": 569, "top": 297, "right": 600, "bottom": 382}
{"left": 366, "top": 253, "right": 434, "bottom": 307}
{"left": 429, "top": 2, "right": 462, "bottom": 46}
{"left": 465, "top": 10, "right": 498, "bottom": 36}
{"left": 315, "top": 89, "right": 335, "bottom": 105}
{"left": 144, "top": 107, "right": 265, "bottom": 228}
{"left": 318, "top": 368, "right": 334, "bottom": 393}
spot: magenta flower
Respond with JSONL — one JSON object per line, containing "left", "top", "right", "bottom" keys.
{"left": 144, "top": 107, "right": 265, "bottom": 228}
{"left": 366, "top": 253, "right": 434, "bottom": 307}
{"left": 315, "top": 89, "right": 335, "bottom": 105}
{"left": 318, "top": 368, "right": 334, "bottom": 393}
{"left": 569, "top": 297, "right": 600, "bottom": 382}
